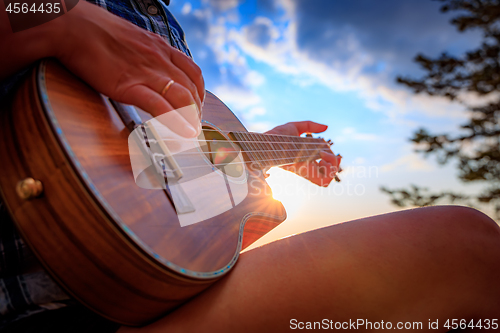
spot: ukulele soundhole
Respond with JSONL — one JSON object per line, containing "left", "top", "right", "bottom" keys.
{"left": 198, "top": 126, "right": 245, "bottom": 178}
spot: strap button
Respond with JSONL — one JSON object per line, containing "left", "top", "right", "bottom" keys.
{"left": 16, "top": 178, "right": 43, "bottom": 200}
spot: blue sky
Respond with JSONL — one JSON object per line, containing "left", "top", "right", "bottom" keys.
{"left": 167, "top": 0, "right": 489, "bottom": 247}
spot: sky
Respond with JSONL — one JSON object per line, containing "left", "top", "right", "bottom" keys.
{"left": 167, "top": 0, "right": 490, "bottom": 249}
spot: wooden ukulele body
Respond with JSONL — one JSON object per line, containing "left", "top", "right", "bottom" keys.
{"left": 0, "top": 60, "right": 286, "bottom": 325}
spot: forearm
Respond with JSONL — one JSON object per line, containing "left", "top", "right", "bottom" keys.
{"left": 0, "top": 2, "right": 61, "bottom": 80}
{"left": 0, "top": 0, "right": 204, "bottom": 134}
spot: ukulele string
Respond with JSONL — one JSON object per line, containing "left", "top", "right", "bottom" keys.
{"left": 150, "top": 147, "right": 331, "bottom": 157}
{"left": 162, "top": 127, "right": 327, "bottom": 138}
{"left": 158, "top": 155, "right": 328, "bottom": 171}
{"left": 143, "top": 127, "right": 331, "bottom": 145}
{"left": 136, "top": 128, "right": 338, "bottom": 171}
{"left": 146, "top": 149, "right": 335, "bottom": 171}
{"left": 158, "top": 138, "right": 330, "bottom": 145}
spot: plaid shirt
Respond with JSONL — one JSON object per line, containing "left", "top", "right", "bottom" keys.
{"left": 0, "top": 0, "right": 191, "bottom": 328}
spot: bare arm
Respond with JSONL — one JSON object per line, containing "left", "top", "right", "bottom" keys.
{"left": 0, "top": 1, "right": 204, "bottom": 136}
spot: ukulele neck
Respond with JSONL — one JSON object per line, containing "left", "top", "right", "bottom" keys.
{"left": 230, "top": 131, "right": 330, "bottom": 167}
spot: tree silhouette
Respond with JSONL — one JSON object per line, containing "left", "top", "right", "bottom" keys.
{"left": 381, "top": 0, "right": 500, "bottom": 219}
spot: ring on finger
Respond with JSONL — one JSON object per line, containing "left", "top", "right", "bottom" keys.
{"left": 161, "top": 80, "right": 175, "bottom": 96}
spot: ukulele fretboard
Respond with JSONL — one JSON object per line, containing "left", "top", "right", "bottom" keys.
{"left": 230, "top": 131, "right": 330, "bottom": 167}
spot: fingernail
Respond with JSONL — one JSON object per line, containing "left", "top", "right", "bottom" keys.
{"left": 184, "top": 124, "right": 198, "bottom": 137}
{"left": 155, "top": 109, "right": 199, "bottom": 138}
{"left": 174, "top": 112, "right": 198, "bottom": 137}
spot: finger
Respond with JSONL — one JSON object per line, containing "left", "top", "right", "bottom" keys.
{"left": 264, "top": 125, "right": 289, "bottom": 136}
{"left": 291, "top": 121, "right": 328, "bottom": 135}
{"left": 283, "top": 161, "right": 332, "bottom": 187}
{"left": 305, "top": 161, "right": 333, "bottom": 187}
{"left": 158, "top": 68, "right": 202, "bottom": 114}
{"left": 154, "top": 109, "right": 200, "bottom": 138}
{"left": 280, "top": 161, "right": 306, "bottom": 175}
{"left": 318, "top": 160, "right": 332, "bottom": 176}
{"left": 170, "top": 49, "right": 205, "bottom": 105}
{"left": 120, "top": 84, "right": 198, "bottom": 138}
{"left": 148, "top": 58, "right": 201, "bottom": 115}
{"left": 320, "top": 151, "right": 341, "bottom": 170}
{"left": 163, "top": 82, "right": 201, "bottom": 134}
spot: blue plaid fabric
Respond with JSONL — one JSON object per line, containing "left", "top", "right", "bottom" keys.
{"left": 0, "top": 0, "right": 191, "bottom": 329}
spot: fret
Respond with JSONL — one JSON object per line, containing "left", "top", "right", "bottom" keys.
{"left": 271, "top": 135, "right": 287, "bottom": 165}
{"left": 260, "top": 133, "right": 281, "bottom": 165}
{"left": 233, "top": 132, "right": 256, "bottom": 162}
{"left": 249, "top": 132, "right": 268, "bottom": 166}
{"left": 278, "top": 135, "right": 292, "bottom": 164}
{"left": 261, "top": 134, "right": 287, "bottom": 166}
{"left": 302, "top": 137, "right": 316, "bottom": 160}
{"left": 306, "top": 137, "right": 324, "bottom": 155}
{"left": 313, "top": 139, "right": 328, "bottom": 159}
{"left": 303, "top": 138, "right": 325, "bottom": 162}
{"left": 303, "top": 138, "right": 318, "bottom": 161}
{"left": 232, "top": 131, "right": 332, "bottom": 168}
{"left": 276, "top": 135, "right": 287, "bottom": 158}
{"left": 258, "top": 133, "right": 276, "bottom": 166}
{"left": 243, "top": 132, "right": 262, "bottom": 165}
{"left": 249, "top": 133, "right": 266, "bottom": 166}
{"left": 289, "top": 136, "right": 301, "bottom": 163}
{"left": 280, "top": 135, "right": 296, "bottom": 162}
{"left": 277, "top": 135, "right": 296, "bottom": 165}
{"left": 274, "top": 135, "right": 287, "bottom": 160}
{"left": 300, "top": 138, "right": 314, "bottom": 162}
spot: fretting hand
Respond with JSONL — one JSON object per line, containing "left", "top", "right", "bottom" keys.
{"left": 265, "top": 121, "right": 341, "bottom": 187}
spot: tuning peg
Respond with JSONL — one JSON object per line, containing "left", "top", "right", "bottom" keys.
{"left": 306, "top": 133, "right": 313, "bottom": 138}
{"left": 327, "top": 139, "right": 333, "bottom": 146}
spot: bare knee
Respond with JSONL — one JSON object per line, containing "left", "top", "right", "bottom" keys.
{"left": 398, "top": 205, "right": 500, "bottom": 278}
{"left": 383, "top": 206, "right": 500, "bottom": 318}
{"left": 425, "top": 205, "right": 500, "bottom": 283}
{"left": 428, "top": 205, "right": 500, "bottom": 241}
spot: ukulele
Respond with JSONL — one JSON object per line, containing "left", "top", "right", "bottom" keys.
{"left": 0, "top": 59, "right": 336, "bottom": 325}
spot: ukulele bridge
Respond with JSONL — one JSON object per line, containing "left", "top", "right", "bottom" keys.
{"left": 115, "top": 100, "right": 196, "bottom": 215}
{"left": 142, "top": 122, "right": 184, "bottom": 180}
{"left": 138, "top": 122, "right": 195, "bottom": 214}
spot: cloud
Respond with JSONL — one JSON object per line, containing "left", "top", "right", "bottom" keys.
{"left": 337, "top": 127, "right": 380, "bottom": 142}
{"left": 203, "top": 0, "right": 241, "bottom": 11}
{"left": 213, "top": 84, "right": 261, "bottom": 110}
{"left": 168, "top": 1, "right": 286, "bottom": 142}
{"left": 243, "top": 70, "right": 265, "bottom": 86}
{"left": 170, "top": 0, "right": 481, "bottom": 134}
{"left": 247, "top": 121, "right": 273, "bottom": 132}
{"left": 245, "top": 106, "right": 267, "bottom": 120}
{"left": 181, "top": 3, "right": 191, "bottom": 15}
{"left": 170, "top": 2, "right": 264, "bottom": 114}
{"left": 244, "top": 16, "right": 279, "bottom": 48}
{"left": 222, "top": 0, "right": 479, "bottom": 122}
{"left": 381, "top": 154, "right": 434, "bottom": 172}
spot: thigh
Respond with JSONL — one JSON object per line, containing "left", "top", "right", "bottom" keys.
{"left": 120, "top": 206, "right": 500, "bottom": 333}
